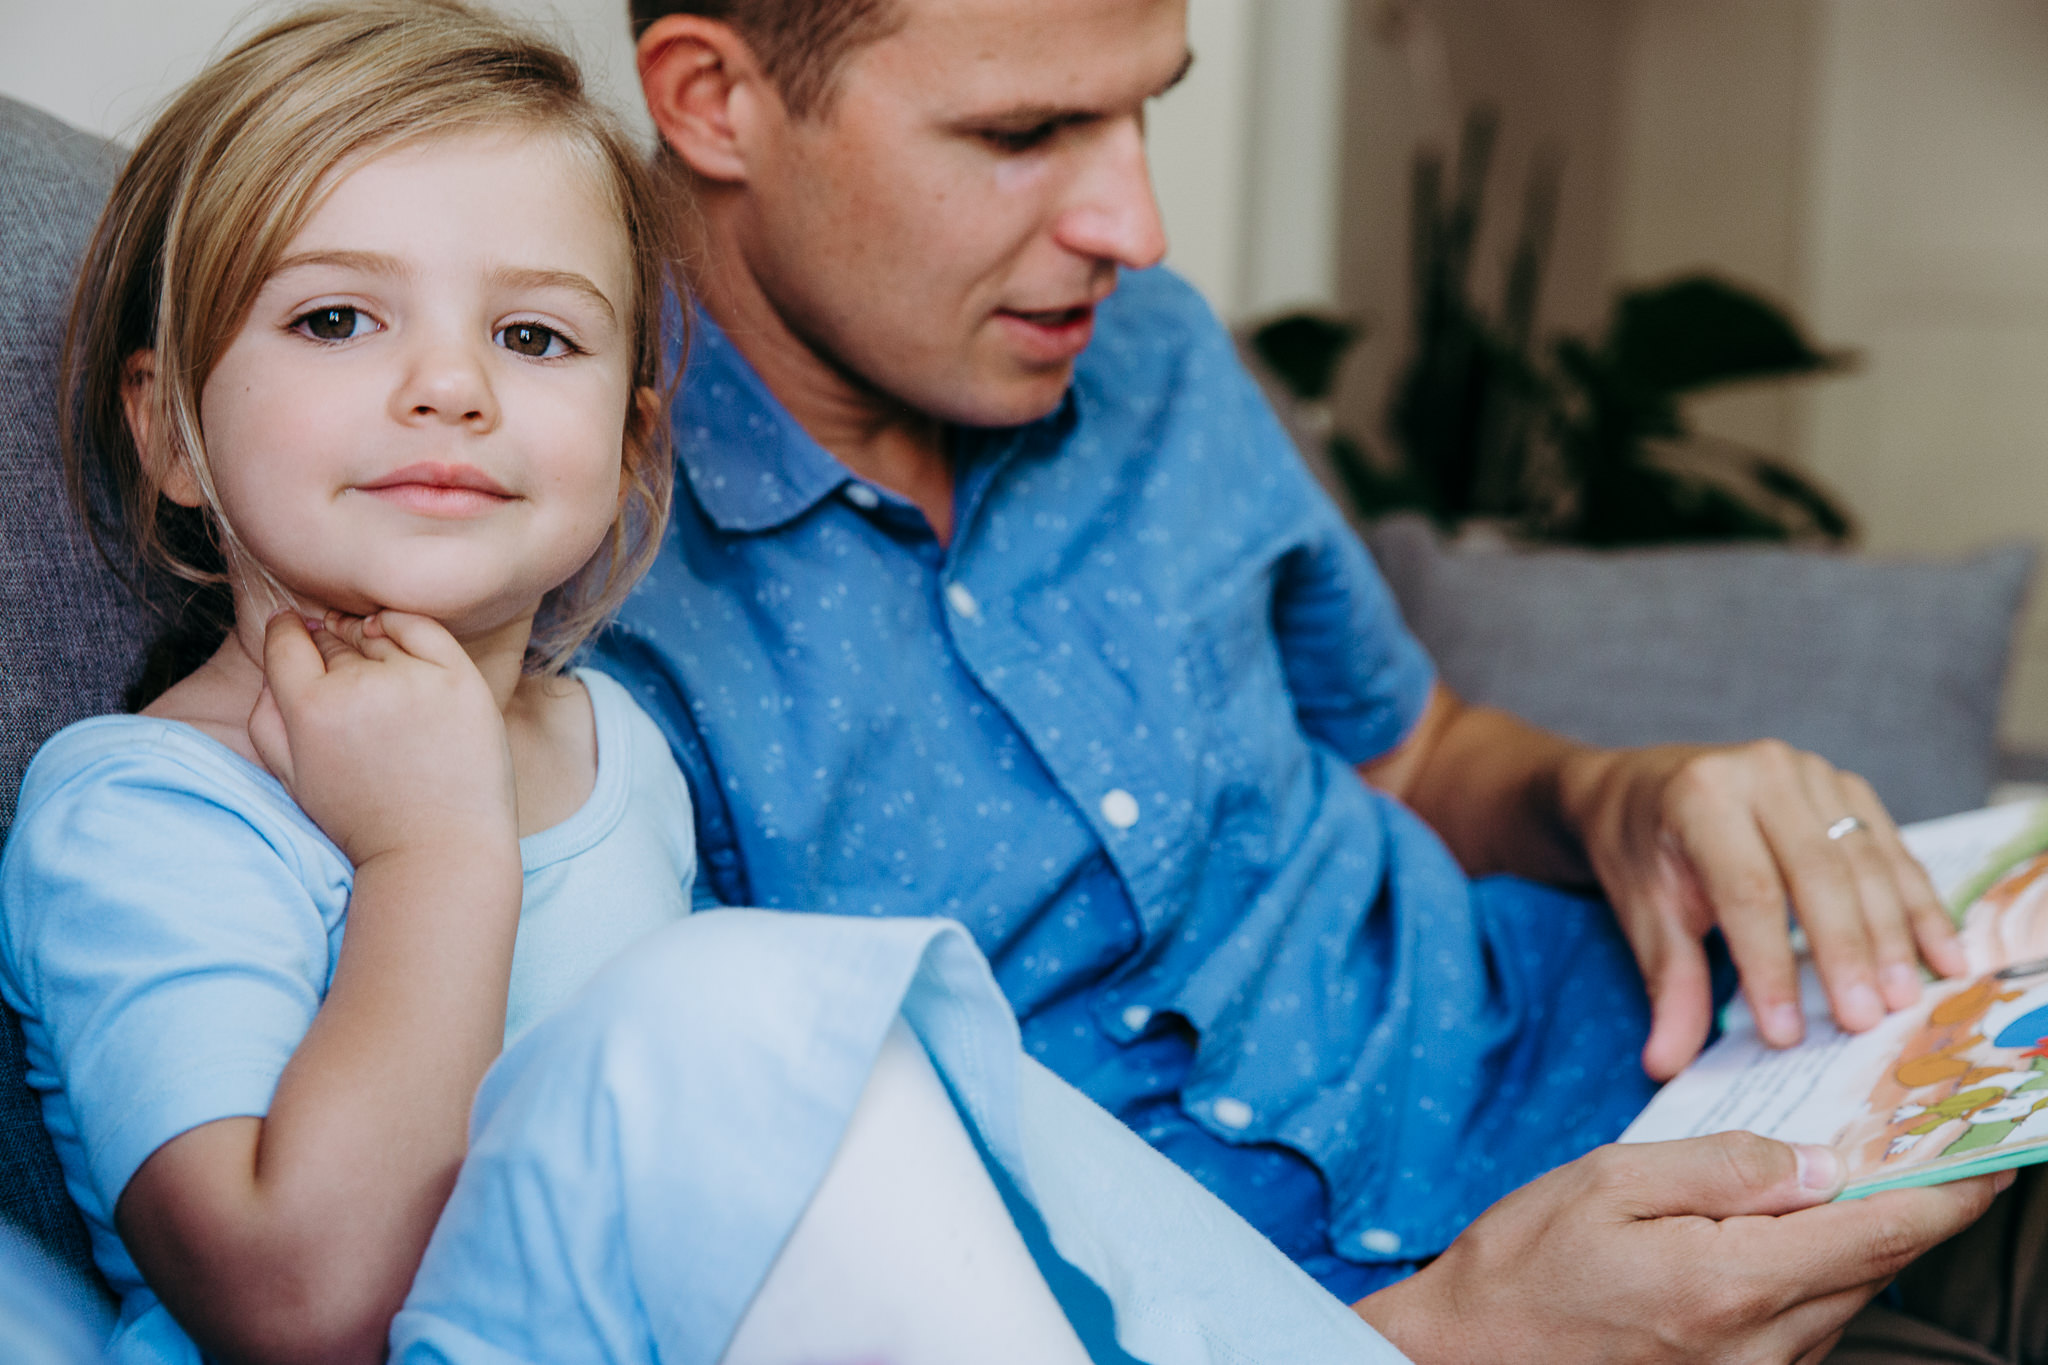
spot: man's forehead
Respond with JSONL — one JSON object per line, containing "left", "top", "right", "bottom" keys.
{"left": 863, "top": 0, "right": 1190, "bottom": 116}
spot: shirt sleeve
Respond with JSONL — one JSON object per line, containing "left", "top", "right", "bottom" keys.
{"left": 1271, "top": 504, "right": 1438, "bottom": 766}
{"left": 0, "top": 740, "right": 341, "bottom": 1212}
{"left": 1188, "top": 301, "right": 1435, "bottom": 765}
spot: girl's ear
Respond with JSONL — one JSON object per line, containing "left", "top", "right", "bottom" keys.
{"left": 122, "top": 350, "right": 205, "bottom": 508}
{"left": 620, "top": 384, "right": 664, "bottom": 505}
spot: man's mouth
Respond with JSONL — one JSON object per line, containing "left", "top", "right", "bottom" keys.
{"left": 995, "top": 302, "right": 1099, "bottom": 364}
{"left": 1002, "top": 304, "right": 1094, "bottom": 330}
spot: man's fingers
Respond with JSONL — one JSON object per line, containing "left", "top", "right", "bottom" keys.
{"left": 1769, "top": 1287, "right": 1880, "bottom": 1365}
{"left": 1802, "top": 762, "right": 1924, "bottom": 1013}
{"left": 1845, "top": 780, "right": 1967, "bottom": 981}
{"left": 1638, "top": 931, "right": 1714, "bottom": 1082}
{"left": 1839, "top": 774, "right": 1952, "bottom": 1002}
{"left": 1675, "top": 798, "right": 1806, "bottom": 1046}
{"left": 1752, "top": 764, "right": 1887, "bottom": 1034}
{"left": 1760, "top": 1175, "right": 2001, "bottom": 1300}
{"left": 1595, "top": 1132, "right": 1840, "bottom": 1222}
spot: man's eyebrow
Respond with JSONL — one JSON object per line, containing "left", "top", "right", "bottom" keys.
{"left": 963, "top": 49, "right": 1197, "bottom": 131}
{"left": 267, "top": 252, "right": 618, "bottom": 326}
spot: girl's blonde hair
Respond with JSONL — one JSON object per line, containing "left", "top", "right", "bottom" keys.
{"left": 65, "top": 0, "right": 680, "bottom": 693}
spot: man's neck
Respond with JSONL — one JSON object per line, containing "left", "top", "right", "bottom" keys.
{"left": 691, "top": 234, "right": 957, "bottom": 544}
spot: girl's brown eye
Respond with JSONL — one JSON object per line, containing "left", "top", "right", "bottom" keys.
{"left": 500, "top": 323, "right": 564, "bottom": 358}
{"left": 301, "top": 306, "right": 361, "bottom": 341}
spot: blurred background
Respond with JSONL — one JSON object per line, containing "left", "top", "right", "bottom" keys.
{"left": 5, "top": 0, "right": 2048, "bottom": 757}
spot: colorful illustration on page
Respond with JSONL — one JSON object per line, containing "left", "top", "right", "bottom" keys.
{"left": 1833, "top": 841, "right": 2048, "bottom": 1185}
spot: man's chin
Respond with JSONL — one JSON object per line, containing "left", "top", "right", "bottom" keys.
{"left": 892, "top": 348, "right": 1076, "bottom": 430}
{"left": 945, "top": 365, "right": 1076, "bottom": 430}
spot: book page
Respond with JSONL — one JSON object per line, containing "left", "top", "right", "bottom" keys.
{"left": 1621, "top": 800, "right": 2048, "bottom": 1196}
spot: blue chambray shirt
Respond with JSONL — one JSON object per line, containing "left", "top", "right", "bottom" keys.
{"left": 595, "top": 268, "right": 1656, "bottom": 1292}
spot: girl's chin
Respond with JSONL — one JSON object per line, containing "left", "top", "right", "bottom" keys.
{"left": 236, "top": 591, "right": 534, "bottom": 643}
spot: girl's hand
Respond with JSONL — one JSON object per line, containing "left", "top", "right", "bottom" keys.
{"left": 249, "top": 609, "right": 519, "bottom": 867}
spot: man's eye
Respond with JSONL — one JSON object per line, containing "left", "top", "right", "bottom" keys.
{"left": 294, "top": 306, "right": 370, "bottom": 341}
{"left": 983, "top": 124, "right": 1057, "bottom": 154}
{"left": 498, "top": 322, "right": 571, "bottom": 358}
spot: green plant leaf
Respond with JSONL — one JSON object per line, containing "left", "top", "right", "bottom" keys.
{"left": 1606, "top": 274, "right": 1850, "bottom": 396}
{"left": 1328, "top": 432, "right": 1434, "bottom": 520}
{"left": 1750, "top": 456, "right": 1855, "bottom": 541}
{"left": 1250, "top": 313, "right": 1363, "bottom": 403}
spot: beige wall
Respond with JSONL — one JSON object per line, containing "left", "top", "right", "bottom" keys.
{"left": 1333, "top": 0, "right": 1633, "bottom": 456}
{"left": 1613, "top": 0, "right": 1818, "bottom": 459}
{"left": 1151, "top": 0, "right": 1353, "bottom": 319}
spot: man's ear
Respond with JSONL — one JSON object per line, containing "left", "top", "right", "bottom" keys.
{"left": 637, "top": 14, "right": 775, "bottom": 185}
{"left": 122, "top": 349, "right": 204, "bottom": 509}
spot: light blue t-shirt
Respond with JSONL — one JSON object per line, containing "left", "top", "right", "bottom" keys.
{"left": 0, "top": 669, "right": 696, "bottom": 1364}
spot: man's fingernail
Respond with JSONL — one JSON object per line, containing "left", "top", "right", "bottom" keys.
{"left": 1996, "top": 1169, "right": 2018, "bottom": 1194}
{"left": 1766, "top": 1004, "right": 1803, "bottom": 1041}
{"left": 1795, "top": 1144, "right": 1841, "bottom": 1192}
{"left": 1883, "top": 963, "right": 1922, "bottom": 996}
{"left": 1842, "top": 981, "right": 1883, "bottom": 1025}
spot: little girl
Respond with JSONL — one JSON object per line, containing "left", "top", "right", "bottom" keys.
{"left": 0, "top": 5, "right": 1397, "bottom": 1363}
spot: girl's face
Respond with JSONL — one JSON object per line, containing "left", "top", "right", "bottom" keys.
{"left": 182, "top": 128, "right": 639, "bottom": 641}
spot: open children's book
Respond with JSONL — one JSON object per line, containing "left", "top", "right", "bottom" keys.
{"left": 1621, "top": 798, "right": 2048, "bottom": 1198}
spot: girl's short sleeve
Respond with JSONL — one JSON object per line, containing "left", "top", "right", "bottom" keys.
{"left": 0, "top": 725, "right": 348, "bottom": 1216}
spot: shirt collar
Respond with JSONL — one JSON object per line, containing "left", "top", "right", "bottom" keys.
{"left": 672, "top": 308, "right": 855, "bottom": 533}
{"left": 672, "top": 302, "right": 1081, "bottom": 535}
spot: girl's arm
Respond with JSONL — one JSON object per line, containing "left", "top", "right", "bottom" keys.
{"left": 117, "top": 613, "right": 523, "bottom": 1365}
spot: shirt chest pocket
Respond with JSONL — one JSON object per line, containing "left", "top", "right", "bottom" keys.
{"left": 1182, "top": 580, "right": 1290, "bottom": 727}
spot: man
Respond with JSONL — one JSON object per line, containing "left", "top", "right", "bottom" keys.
{"left": 596, "top": 1, "right": 2014, "bottom": 1359}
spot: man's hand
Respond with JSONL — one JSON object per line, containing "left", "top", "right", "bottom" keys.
{"left": 1559, "top": 740, "right": 1966, "bottom": 1080}
{"left": 1363, "top": 686, "right": 1966, "bottom": 1081}
{"left": 1355, "top": 1133, "right": 2005, "bottom": 1365}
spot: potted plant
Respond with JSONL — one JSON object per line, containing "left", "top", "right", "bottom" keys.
{"left": 1253, "top": 108, "right": 1855, "bottom": 548}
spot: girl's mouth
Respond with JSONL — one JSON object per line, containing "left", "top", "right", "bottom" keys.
{"left": 354, "top": 462, "right": 514, "bottom": 517}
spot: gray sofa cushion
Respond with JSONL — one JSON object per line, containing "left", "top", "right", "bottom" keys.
{"left": 0, "top": 96, "right": 143, "bottom": 1304}
{"left": 1367, "top": 515, "right": 2034, "bottom": 825}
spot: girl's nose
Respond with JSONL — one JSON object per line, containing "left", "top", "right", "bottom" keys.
{"left": 392, "top": 338, "right": 499, "bottom": 430}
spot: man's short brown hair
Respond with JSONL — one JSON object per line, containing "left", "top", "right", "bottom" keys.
{"left": 630, "top": 1, "right": 902, "bottom": 118}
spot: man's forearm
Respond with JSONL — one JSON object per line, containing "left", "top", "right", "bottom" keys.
{"left": 1360, "top": 683, "right": 1609, "bottom": 887}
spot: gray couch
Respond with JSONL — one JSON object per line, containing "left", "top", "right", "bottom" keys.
{"left": 0, "top": 98, "right": 145, "bottom": 1312}
{"left": 1364, "top": 516, "right": 2034, "bottom": 827}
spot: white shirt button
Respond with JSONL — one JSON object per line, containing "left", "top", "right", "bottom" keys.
{"left": 1211, "top": 1097, "right": 1254, "bottom": 1130}
{"left": 844, "top": 482, "right": 880, "bottom": 509}
{"left": 945, "top": 582, "right": 979, "bottom": 618}
{"left": 1121, "top": 1004, "right": 1152, "bottom": 1032}
{"left": 1099, "top": 788, "right": 1139, "bottom": 829}
{"left": 1359, "top": 1228, "right": 1403, "bottom": 1256}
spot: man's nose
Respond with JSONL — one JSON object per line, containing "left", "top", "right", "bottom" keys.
{"left": 1054, "top": 116, "right": 1168, "bottom": 271}
{"left": 392, "top": 334, "right": 499, "bottom": 430}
